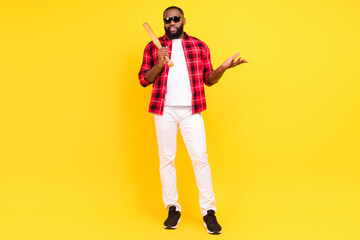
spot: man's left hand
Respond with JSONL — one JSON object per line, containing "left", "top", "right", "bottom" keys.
{"left": 221, "top": 52, "right": 248, "bottom": 70}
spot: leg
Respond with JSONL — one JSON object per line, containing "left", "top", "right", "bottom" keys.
{"left": 178, "top": 107, "right": 216, "bottom": 216}
{"left": 154, "top": 106, "right": 181, "bottom": 212}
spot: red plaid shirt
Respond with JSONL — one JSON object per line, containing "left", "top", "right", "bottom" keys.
{"left": 138, "top": 32, "right": 216, "bottom": 115}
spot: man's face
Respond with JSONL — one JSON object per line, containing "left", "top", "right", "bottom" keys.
{"left": 163, "top": 9, "right": 186, "bottom": 39}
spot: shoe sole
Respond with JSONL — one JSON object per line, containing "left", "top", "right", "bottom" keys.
{"left": 164, "top": 219, "right": 180, "bottom": 229}
{"left": 203, "top": 222, "right": 222, "bottom": 234}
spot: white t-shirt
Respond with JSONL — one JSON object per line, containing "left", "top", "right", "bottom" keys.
{"left": 164, "top": 38, "right": 192, "bottom": 106}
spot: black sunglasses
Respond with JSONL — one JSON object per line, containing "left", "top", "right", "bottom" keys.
{"left": 163, "top": 16, "right": 183, "bottom": 24}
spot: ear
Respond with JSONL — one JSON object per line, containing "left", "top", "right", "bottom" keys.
{"left": 183, "top": 18, "right": 186, "bottom": 25}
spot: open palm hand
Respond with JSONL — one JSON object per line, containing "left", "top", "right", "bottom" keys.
{"left": 222, "top": 52, "right": 248, "bottom": 70}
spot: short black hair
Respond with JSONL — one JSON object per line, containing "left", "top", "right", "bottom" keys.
{"left": 163, "top": 6, "right": 184, "bottom": 17}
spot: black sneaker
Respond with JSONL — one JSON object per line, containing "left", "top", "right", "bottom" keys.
{"left": 203, "top": 210, "right": 222, "bottom": 234}
{"left": 164, "top": 206, "right": 181, "bottom": 229}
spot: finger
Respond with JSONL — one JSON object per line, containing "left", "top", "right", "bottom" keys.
{"left": 232, "top": 57, "right": 241, "bottom": 65}
{"left": 227, "top": 52, "right": 240, "bottom": 63}
{"left": 234, "top": 57, "right": 244, "bottom": 65}
{"left": 158, "top": 49, "right": 166, "bottom": 54}
{"left": 235, "top": 59, "right": 248, "bottom": 65}
{"left": 161, "top": 47, "right": 168, "bottom": 52}
{"left": 159, "top": 49, "right": 169, "bottom": 56}
{"left": 231, "top": 52, "right": 241, "bottom": 60}
{"left": 235, "top": 57, "right": 247, "bottom": 64}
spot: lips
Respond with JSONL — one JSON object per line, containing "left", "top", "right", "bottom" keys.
{"left": 169, "top": 26, "right": 177, "bottom": 32}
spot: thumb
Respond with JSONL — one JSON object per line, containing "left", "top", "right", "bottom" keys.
{"left": 231, "top": 52, "right": 240, "bottom": 60}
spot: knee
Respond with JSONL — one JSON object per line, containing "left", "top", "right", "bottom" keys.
{"left": 191, "top": 151, "right": 209, "bottom": 166}
{"left": 159, "top": 152, "right": 176, "bottom": 169}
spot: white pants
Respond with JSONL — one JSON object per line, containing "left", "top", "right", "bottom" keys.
{"left": 154, "top": 106, "right": 216, "bottom": 216}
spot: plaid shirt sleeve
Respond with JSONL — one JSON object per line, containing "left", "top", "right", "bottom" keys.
{"left": 138, "top": 42, "right": 154, "bottom": 87}
{"left": 202, "top": 43, "right": 216, "bottom": 87}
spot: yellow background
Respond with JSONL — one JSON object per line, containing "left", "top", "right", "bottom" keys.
{"left": 1, "top": 0, "right": 359, "bottom": 239}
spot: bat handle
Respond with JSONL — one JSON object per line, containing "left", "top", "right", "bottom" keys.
{"left": 165, "top": 56, "right": 174, "bottom": 67}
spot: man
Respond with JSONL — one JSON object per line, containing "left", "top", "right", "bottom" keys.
{"left": 138, "top": 6, "right": 247, "bottom": 234}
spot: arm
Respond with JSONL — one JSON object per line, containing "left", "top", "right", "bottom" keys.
{"left": 208, "top": 52, "right": 248, "bottom": 85}
{"left": 144, "top": 47, "right": 168, "bottom": 83}
{"left": 138, "top": 45, "right": 169, "bottom": 87}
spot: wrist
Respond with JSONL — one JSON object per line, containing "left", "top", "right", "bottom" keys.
{"left": 156, "top": 61, "right": 165, "bottom": 69}
{"left": 220, "top": 64, "right": 227, "bottom": 72}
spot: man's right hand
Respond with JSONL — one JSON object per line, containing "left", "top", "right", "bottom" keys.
{"left": 157, "top": 47, "right": 169, "bottom": 67}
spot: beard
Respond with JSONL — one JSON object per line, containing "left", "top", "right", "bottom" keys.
{"left": 165, "top": 24, "right": 184, "bottom": 39}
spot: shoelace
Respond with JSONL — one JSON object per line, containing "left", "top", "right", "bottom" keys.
{"left": 207, "top": 213, "right": 218, "bottom": 224}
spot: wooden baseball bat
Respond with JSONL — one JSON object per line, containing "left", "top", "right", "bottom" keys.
{"left": 143, "top": 22, "right": 174, "bottom": 67}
